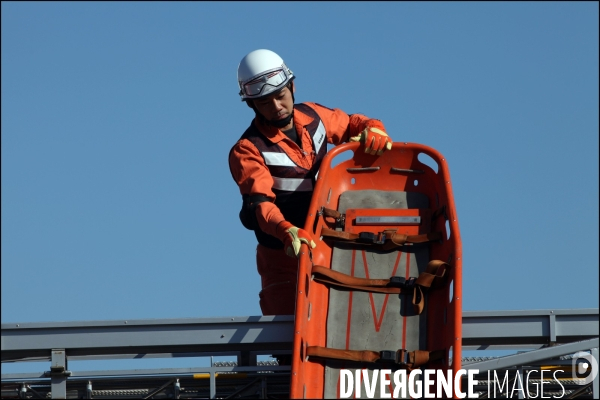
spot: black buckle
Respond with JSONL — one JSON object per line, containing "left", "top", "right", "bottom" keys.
{"left": 378, "top": 350, "right": 397, "bottom": 363}
{"left": 388, "top": 276, "right": 416, "bottom": 290}
{"left": 378, "top": 349, "right": 408, "bottom": 365}
{"left": 357, "top": 232, "right": 386, "bottom": 245}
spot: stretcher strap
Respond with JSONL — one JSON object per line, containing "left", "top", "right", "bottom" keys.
{"left": 312, "top": 265, "right": 400, "bottom": 293}
{"left": 306, "top": 346, "right": 445, "bottom": 369}
{"left": 415, "top": 259, "right": 449, "bottom": 288}
{"left": 319, "top": 207, "right": 345, "bottom": 228}
{"left": 321, "top": 227, "right": 442, "bottom": 250}
{"left": 321, "top": 207, "right": 343, "bottom": 220}
{"left": 311, "top": 260, "right": 449, "bottom": 314}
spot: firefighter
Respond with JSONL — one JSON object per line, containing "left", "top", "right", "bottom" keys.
{"left": 229, "top": 49, "right": 392, "bottom": 316}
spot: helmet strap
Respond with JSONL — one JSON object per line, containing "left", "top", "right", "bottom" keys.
{"left": 287, "top": 80, "right": 295, "bottom": 103}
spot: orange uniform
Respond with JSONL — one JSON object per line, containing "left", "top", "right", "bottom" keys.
{"left": 229, "top": 102, "right": 386, "bottom": 315}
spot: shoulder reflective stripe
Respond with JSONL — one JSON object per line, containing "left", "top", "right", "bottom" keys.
{"left": 313, "top": 121, "right": 326, "bottom": 154}
{"left": 272, "top": 177, "right": 313, "bottom": 192}
{"left": 262, "top": 152, "right": 297, "bottom": 167}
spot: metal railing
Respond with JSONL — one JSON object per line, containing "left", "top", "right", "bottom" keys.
{"left": 2, "top": 309, "right": 598, "bottom": 399}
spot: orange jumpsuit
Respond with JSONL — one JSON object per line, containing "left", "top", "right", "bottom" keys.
{"left": 229, "top": 102, "right": 386, "bottom": 315}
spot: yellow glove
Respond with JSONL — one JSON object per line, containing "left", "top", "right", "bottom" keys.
{"left": 349, "top": 127, "right": 393, "bottom": 156}
{"left": 276, "top": 221, "right": 317, "bottom": 258}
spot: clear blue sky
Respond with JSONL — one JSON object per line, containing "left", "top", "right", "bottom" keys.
{"left": 1, "top": 1, "right": 598, "bottom": 369}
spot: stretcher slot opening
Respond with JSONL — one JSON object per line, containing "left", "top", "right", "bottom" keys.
{"left": 305, "top": 274, "right": 310, "bottom": 298}
{"left": 330, "top": 148, "right": 354, "bottom": 169}
{"left": 417, "top": 152, "right": 439, "bottom": 174}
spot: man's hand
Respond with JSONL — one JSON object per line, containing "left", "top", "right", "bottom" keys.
{"left": 349, "top": 127, "right": 393, "bottom": 155}
{"left": 276, "top": 221, "right": 316, "bottom": 258}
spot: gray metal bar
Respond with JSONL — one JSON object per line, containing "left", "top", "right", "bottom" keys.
{"left": 3, "top": 310, "right": 597, "bottom": 363}
{"left": 462, "top": 308, "right": 598, "bottom": 347}
{"left": 50, "top": 350, "right": 67, "bottom": 399}
{"left": 592, "top": 347, "right": 599, "bottom": 399}
{"left": 210, "top": 370, "right": 216, "bottom": 399}
{"left": 0, "top": 350, "right": 244, "bottom": 363}
{"left": 549, "top": 312, "right": 556, "bottom": 342}
{"left": 223, "top": 377, "right": 263, "bottom": 399}
{"left": 65, "top": 350, "right": 242, "bottom": 361}
{"left": 23, "top": 384, "right": 44, "bottom": 399}
{"left": 2, "top": 308, "right": 597, "bottom": 395}
{"left": 566, "top": 382, "right": 594, "bottom": 399}
{"left": 463, "top": 338, "right": 599, "bottom": 372}
{"left": 462, "top": 344, "right": 546, "bottom": 351}
{"left": 141, "top": 378, "right": 174, "bottom": 399}
{"left": 261, "top": 376, "right": 267, "bottom": 398}
{"left": 1, "top": 365, "right": 291, "bottom": 382}
{"left": 2, "top": 310, "right": 595, "bottom": 330}
{"left": 2, "top": 316, "right": 294, "bottom": 362}
{"left": 174, "top": 378, "right": 180, "bottom": 400}
{"left": 2, "top": 316, "right": 296, "bottom": 330}
{"left": 462, "top": 309, "right": 599, "bottom": 317}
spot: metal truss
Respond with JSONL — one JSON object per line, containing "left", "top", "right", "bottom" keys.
{"left": 2, "top": 308, "right": 598, "bottom": 399}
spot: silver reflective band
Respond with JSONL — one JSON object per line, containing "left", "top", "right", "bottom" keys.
{"left": 262, "top": 152, "right": 298, "bottom": 167}
{"left": 313, "top": 121, "right": 326, "bottom": 154}
{"left": 355, "top": 216, "right": 422, "bottom": 226}
{"left": 272, "top": 177, "right": 313, "bottom": 192}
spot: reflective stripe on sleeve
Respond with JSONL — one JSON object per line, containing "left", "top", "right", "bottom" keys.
{"left": 272, "top": 177, "right": 313, "bottom": 192}
{"left": 262, "top": 152, "right": 298, "bottom": 167}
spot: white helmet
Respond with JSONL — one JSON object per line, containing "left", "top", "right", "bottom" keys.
{"left": 237, "top": 49, "right": 294, "bottom": 101}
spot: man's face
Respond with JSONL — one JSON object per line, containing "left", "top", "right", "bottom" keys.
{"left": 251, "top": 83, "right": 295, "bottom": 125}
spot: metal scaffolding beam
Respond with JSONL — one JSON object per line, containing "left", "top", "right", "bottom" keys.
{"left": 2, "top": 308, "right": 598, "bottom": 399}
{"left": 463, "top": 338, "right": 599, "bottom": 371}
{"left": 462, "top": 308, "right": 599, "bottom": 349}
{"left": 1, "top": 315, "right": 295, "bottom": 363}
{"left": 3, "top": 309, "right": 597, "bottom": 363}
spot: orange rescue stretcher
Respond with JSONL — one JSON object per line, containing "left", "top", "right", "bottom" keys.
{"left": 290, "top": 142, "right": 462, "bottom": 398}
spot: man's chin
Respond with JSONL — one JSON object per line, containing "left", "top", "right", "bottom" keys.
{"left": 268, "top": 113, "right": 294, "bottom": 128}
